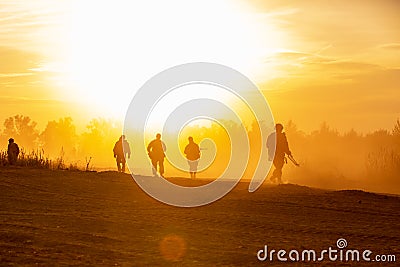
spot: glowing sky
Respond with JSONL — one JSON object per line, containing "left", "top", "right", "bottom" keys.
{"left": 0, "top": 0, "right": 399, "bottom": 132}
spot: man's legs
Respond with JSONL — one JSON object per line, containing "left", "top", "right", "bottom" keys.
{"left": 121, "top": 160, "right": 126, "bottom": 173}
{"left": 270, "top": 157, "right": 284, "bottom": 184}
{"left": 116, "top": 156, "right": 124, "bottom": 172}
{"left": 193, "top": 161, "right": 198, "bottom": 179}
{"left": 188, "top": 160, "right": 198, "bottom": 179}
{"left": 8, "top": 154, "right": 16, "bottom": 165}
{"left": 159, "top": 157, "right": 164, "bottom": 176}
{"left": 150, "top": 158, "right": 164, "bottom": 176}
{"left": 272, "top": 166, "right": 283, "bottom": 184}
{"left": 188, "top": 161, "right": 193, "bottom": 178}
{"left": 151, "top": 158, "right": 158, "bottom": 176}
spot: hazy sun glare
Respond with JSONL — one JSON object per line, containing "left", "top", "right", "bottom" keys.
{"left": 2, "top": 0, "right": 398, "bottom": 133}
{"left": 145, "top": 83, "right": 257, "bottom": 131}
{"left": 53, "top": 0, "right": 283, "bottom": 119}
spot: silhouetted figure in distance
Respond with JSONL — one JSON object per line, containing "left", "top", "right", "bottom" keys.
{"left": 184, "top": 136, "right": 200, "bottom": 179}
{"left": 113, "top": 135, "right": 131, "bottom": 172}
{"left": 7, "top": 138, "right": 20, "bottom": 165}
{"left": 267, "top": 123, "right": 292, "bottom": 184}
{"left": 147, "top": 133, "right": 166, "bottom": 177}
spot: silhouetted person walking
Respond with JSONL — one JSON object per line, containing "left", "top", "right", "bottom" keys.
{"left": 267, "top": 123, "right": 292, "bottom": 184}
{"left": 7, "top": 138, "right": 19, "bottom": 165}
{"left": 147, "top": 133, "right": 166, "bottom": 177}
{"left": 184, "top": 136, "right": 200, "bottom": 179}
{"left": 113, "top": 135, "right": 131, "bottom": 172}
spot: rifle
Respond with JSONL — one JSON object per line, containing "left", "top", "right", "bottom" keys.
{"left": 288, "top": 154, "right": 300, "bottom": 167}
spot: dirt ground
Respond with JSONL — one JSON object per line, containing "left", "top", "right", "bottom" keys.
{"left": 0, "top": 167, "right": 399, "bottom": 266}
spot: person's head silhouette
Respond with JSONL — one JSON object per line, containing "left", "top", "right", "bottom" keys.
{"left": 188, "top": 136, "right": 194, "bottom": 143}
{"left": 8, "top": 138, "right": 14, "bottom": 144}
{"left": 275, "top": 123, "right": 283, "bottom": 133}
{"left": 156, "top": 133, "right": 161, "bottom": 140}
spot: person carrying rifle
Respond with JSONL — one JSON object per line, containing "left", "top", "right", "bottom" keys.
{"left": 267, "top": 123, "right": 297, "bottom": 184}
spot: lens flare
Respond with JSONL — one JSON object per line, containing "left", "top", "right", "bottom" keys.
{"left": 124, "top": 62, "right": 275, "bottom": 207}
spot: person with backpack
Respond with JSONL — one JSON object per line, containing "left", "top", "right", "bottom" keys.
{"left": 267, "top": 123, "right": 292, "bottom": 184}
{"left": 113, "top": 135, "right": 131, "bottom": 172}
{"left": 7, "top": 138, "right": 20, "bottom": 165}
{"left": 184, "top": 136, "right": 201, "bottom": 179}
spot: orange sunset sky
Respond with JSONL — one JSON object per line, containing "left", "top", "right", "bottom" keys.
{"left": 1, "top": 0, "right": 399, "bottom": 133}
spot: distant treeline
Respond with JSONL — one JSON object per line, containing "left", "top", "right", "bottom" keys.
{"left": 0, "top": 115, "right": 399, "bottom": 193}
{"left": 0, "top": 115, "right": 123, "bottom": 168}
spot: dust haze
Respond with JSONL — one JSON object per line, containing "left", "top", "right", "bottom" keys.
{"left": 1, "top": 115, "right": 399, "bottom": 194}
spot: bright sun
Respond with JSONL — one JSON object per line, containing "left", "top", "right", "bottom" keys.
{"left": 55, "top": 0, "right": 283, "bottom": 119}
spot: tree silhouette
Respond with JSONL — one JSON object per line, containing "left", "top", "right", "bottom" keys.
{"left": 2, "top": 115, "right": 39, "bottom": 150}
{"left": 40, "top": 117, "right": 77, "bottom": 157}
{"left": 79, "top": 118, "right": 122, "bottom": 166}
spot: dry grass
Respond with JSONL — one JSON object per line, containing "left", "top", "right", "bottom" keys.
{"left": 0, "top": 149, "right": 86, "bottom": 171}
